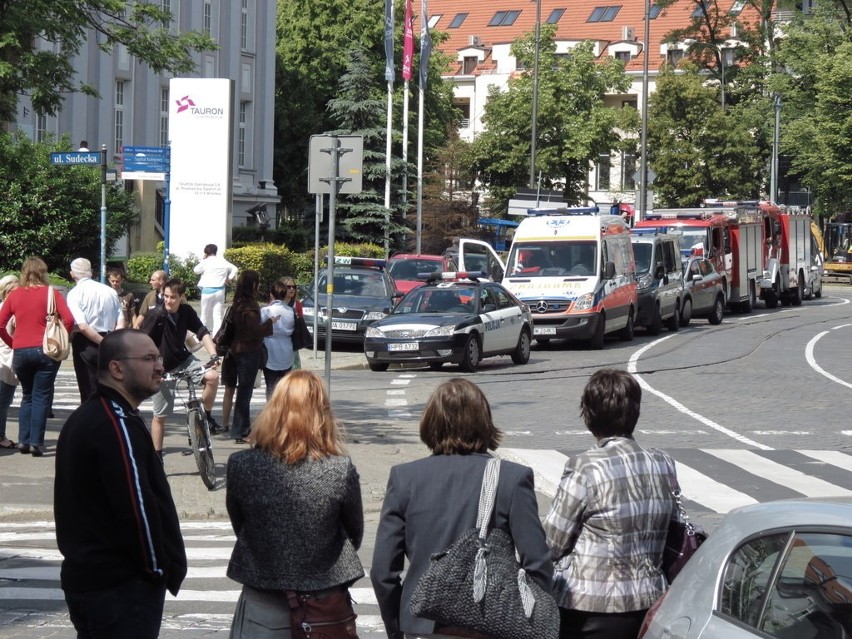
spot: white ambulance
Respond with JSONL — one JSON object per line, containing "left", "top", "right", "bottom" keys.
{"left": 458, "top": 208, "right": 638, "bottom": 349}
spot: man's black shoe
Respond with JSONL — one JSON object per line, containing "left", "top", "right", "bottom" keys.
{"left": 206, "top": 412, "right": 222, "bottom": 435}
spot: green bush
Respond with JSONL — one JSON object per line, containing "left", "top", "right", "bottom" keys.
{"left": 224, "top": 243, "right": 302, "bottom": 295}
{"left": 127, "top": 243, "right": 200, "bottom": 299}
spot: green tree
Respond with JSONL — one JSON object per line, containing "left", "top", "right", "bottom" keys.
{"left": 470, "top": 29, "right": 636, "bottom": 205}
{"left": 0, "top": 132, "right": 138, "bottom": 274}
{"left": 648, "top": 65, "right": 763, "bottom": 206}
{"left": 0, "top": 0, "right": 215, "bottom": 123}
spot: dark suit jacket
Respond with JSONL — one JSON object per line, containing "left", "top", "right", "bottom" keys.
{"left": 371, "top": 452, "right": 553, "bottom": 638}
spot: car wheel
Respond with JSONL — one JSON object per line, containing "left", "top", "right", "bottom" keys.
{"left": 709, "top": 294, "right": 724, "bottom": 325}
{"left": 511, "top": 328, "right": 531, "bottom": 365}
{"left": 369, "top": 362, "right": 389, "bottom": 372}
{"left": 428, "top": 362, "right": 444, "bottom": 370}
{"left": 815, "top": 279, "right": 822, "bottom": 299}
{"left": 647, "top": 303, "right": 662, "bottom": 336}
{"left": 792, "top": 274, "right": 804, "bottom": 306}
{"left": 665, "top": 303, "right": 680, "bottom": 332}
{"left": 680, "top": 297, "right": 692, "bottom": 327}
{"left": 459, "top": 334, "right": 481, "bottom": 372}
{"left": 618, "top": 307, "right": 635, "bottom": 341}
{"left": 588, "top": 313, "right": 605, "bottom": 350}
{"left": 765, "top": 278, "right": 780, "bottom": 309}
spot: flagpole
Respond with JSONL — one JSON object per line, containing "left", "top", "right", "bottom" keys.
{"left": 401, "top": 0, "right": 414, "bottom": 227}
{"left": 416, "top": 0, "right": 430, "bottom": 255}
{"left": 383, "top": 0, "right": 395, "bottom": 257}
{"left": 402, "top": 81, "right": 410, "bottom": 222}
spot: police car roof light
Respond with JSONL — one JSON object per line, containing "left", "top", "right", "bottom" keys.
{"left": 418, "top": 270, "right": 488, "bottom": 283}
{"left": 526, "top": 206, "right": 599, "bottom": 217}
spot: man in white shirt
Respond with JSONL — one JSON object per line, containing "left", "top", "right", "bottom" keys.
{"left": 67, "top": 258, "right": 121, "bottom": 402}
{"left": 193, "top": 244, "right": 238, "bottom": 334}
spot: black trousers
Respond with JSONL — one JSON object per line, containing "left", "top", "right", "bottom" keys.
{"left": 65, "top": 577, "right": 166, "bottom": 639}
{"left": 559, "top": 607, "right": 648, "bottom": 639}
{"left": 71, "top": 332, "right": 101, "bottom": 403}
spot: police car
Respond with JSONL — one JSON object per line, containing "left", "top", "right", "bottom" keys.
{"left": 363, "top": 271, "right": 533, "bottom": 372}
{"left": 301, "top": 256, "right": 399, "bottom": 344}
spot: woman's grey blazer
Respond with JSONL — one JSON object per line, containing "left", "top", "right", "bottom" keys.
{"left": 370, "top": 452, "right": 553, "bottom": 639}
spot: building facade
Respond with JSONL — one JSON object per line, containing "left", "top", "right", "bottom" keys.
{"left": 11, "top": 0, "right": 279, "bottom": 260}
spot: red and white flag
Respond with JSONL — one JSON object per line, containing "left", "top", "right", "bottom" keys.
{"left": 402, "top": 0, "right": 415, "bottom": 81}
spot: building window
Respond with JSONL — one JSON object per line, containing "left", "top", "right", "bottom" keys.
{"left": 203, "top": 0, "right": 212, "bottom": 35}
{"left": 667, "top": 49, "right": 686, "bottom": 65}
{"left": 448, "top": 13, "right": 468, "bottom": 28}
{"left": 547, "top": 8, "right": 566, "bottom": 23}
{"left": 36, "top": 113, "right": 47, "bottom": 142}
{"left": 455, "top": 101, "right": 471, "bottom": 128}
{"left": 692, "top": 2, "right": 708, "bottom": 17}
{"left": 463, "top": 56, "right": 477, "bottom": 74}
{"left": 596, "top": 154, "right": 612, "bottom": 191}
{"left": 159, "top": 87, "right": 169, "bottom": 147}
{"left": 588, "top": 6, "right": 621, "bottom": 22}
{"left": 649, "top": 4, "right": 662, "bottom": 18}
{"left": 622, "top": 99, "right": 637, "bottom": 109}
{"left": 240, "top": 0, "right": 248, "bottom": 51}
{"left": 239, "top": 101, "right": 248, "bottom": 168}
{"left": 488, "top": 10, "right": 521, "bottom": 26}
{"left": 729, "top": 0, "right": 745, "bottom": 14}
{"left": 622, "top": 151, "right": 636, "bottom": 190}
{"left": 114, "top": 81, "right": 125, "bottom": 151}
{"left": 428, "top": 15, "right": 441, "bottom": 28}
{"left": 615, "top": 51, "right": 631, "bottom": 64}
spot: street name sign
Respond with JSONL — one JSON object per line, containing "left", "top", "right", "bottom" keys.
{"left": 50, "top": 152, "right": 101, "bottom": 165}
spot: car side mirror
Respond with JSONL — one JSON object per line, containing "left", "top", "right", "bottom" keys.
{"left": 655, "top": 265, "right": 665, "bottom": 280}
{"left": 605, "top": 261, "right": 616, "bottom": 279}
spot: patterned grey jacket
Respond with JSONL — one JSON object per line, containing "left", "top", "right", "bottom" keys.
{"left": 543, "top": 437, "right": 680, "bottom": 613}
{"left": 226, "top": 449, "right": 364, "bottom": 591}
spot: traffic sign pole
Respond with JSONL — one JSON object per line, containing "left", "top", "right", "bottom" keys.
{"left": 100, "top": 145, "right": 108, "bottom": 283}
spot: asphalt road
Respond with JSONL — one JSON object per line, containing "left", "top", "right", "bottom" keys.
{"left": 2, "top": 287, "right": 851, "bottom": 637}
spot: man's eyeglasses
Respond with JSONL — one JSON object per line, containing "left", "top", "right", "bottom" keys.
{"left": 119, "top": 355, "right": 164, "bottom": 363}
{"left": 286, "top": 285, "right": 296, "bottom": 289}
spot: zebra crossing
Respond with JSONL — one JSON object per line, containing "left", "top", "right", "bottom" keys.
{"left": 501, "top": 447, "right": 852, "bottom": 514}
{"left": 0, "top": 520, "right": 385, "bottom": 637}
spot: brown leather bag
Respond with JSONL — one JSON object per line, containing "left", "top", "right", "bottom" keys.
{"left": 286, "top": 588, "right": 358, "bottom": 639}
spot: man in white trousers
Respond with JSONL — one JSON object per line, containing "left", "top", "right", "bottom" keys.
{"left": 193, "top": 244, "right": 238, "bottom": 334}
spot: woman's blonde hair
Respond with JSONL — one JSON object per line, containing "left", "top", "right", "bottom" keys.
{"left": 19, "top": 257, "right": 49, "bottom": 287}
{"left": 250, "top": 370, "right": 345, "bottom": 462}
{"left": 0, "top": 275, "right": 19, "bottom": 301}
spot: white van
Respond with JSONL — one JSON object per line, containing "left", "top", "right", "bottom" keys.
{"left": 459, "top": 209, "right": 638, "bottom": 349}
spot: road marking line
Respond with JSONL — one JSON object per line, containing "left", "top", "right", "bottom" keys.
{"left": 390, "top": 378, "right": 411, "bottom": 385}
{"left": 705, "top": 449, "right": 852, "bottom": 497}
{"left": 499, "top": 448, "right": 568, "bottom": 498}
{"left": 805, "top": 324, "right": 852, "bottom": 390}
{"left": 797, "top": 450, "right": 852, "bottom": 472}
{"left": 628, "top": 336, "right": 771, "bottom": 450}
{"left": 384, "top": 398, "right": 408, "bottom": 406}
{"left": 752, "top": 431, "right": 811, "bottom": 435}
{"left": 674, "top": 459, "right": 758, "bottom": 513}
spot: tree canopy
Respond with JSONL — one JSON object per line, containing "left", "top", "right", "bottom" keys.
{"left": 0, "top": 0, "right": 215, "bottom": 124}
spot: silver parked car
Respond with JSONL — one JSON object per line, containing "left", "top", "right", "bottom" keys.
{"left": 681, "top": 257, "right": 725, "bottom": 326}
{"left": 639, "top": 497, "right": 852, "bottom": 639}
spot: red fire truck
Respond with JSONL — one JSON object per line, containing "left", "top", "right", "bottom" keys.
{"left": 634, "top": 202, "right": 764, "bottom": 312}
{"left": 758, "top": 205, "right": 816, "bottom": 307}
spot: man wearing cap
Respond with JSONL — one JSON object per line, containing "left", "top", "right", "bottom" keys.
{"left": 193, "top": 244, "right": 238, "bottom": 334}
{"left": 67, "top": 258, "right": 121, "bottom": 402}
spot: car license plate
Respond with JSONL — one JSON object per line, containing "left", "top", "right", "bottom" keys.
{"left": 534, "top": 326, "right": 557, "bottom": 336}
{"left": 330, "top": 321, "right": 357, "bottom": 331}
{"left": 388, "top": 342, "right": 419, "bottom": 352}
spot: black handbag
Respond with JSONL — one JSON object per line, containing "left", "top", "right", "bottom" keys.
{"left": 661, "top": 461, "right": 707, "bottom": 583}
{"left": 409, "top": 459, "right": 559, "bottom": 639}
{"left": 292, "top": 311, "right": 312, "bottom": 351}
{"left": 213, "top": 305, "right": 235, "bottom": 357}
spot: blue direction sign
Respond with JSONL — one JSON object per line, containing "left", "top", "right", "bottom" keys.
{"left": 50, "top": 152, "right": 102, "bottom": 165}
{"left": 122, "top": 145, "right": 168, "bottom": 173}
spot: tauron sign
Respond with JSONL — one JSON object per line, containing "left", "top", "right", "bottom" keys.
{"left": 175, "top": 94, "right": 224, "bottom": 118}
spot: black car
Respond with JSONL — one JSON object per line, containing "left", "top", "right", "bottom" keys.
{"left": 301, "top": 257, "right": 398, "bottom": 344}
{"left": 364, "top": 274, "right": 533, "bottom": 372}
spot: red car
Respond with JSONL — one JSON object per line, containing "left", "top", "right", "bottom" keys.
{"left": 387, "top": 254, "right": 458, "bottom": 294}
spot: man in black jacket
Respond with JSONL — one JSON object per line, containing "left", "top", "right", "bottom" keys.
{"left": 55, "top": 329, "right": 187, "bottom": 638}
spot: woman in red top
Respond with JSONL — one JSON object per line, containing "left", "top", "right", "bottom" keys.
{"left": 0, "top": 257, "right": 75, "bottom": 456}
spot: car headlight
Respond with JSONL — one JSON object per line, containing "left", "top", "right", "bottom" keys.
{"left": 572, "top": 293, "right": 595, "bottom": 311}
{"left": 425, "top": 325, "right": 456, "bottom": 337}
{"left": 637, "top": 274, "right": 652, "bottom": 291}
{"left": 302, "top": 306, "right": 315, "bottom": 316}
{"left": 365, "top": 326, "right": 384, "bottom": 338}
{"left": 363, "top": 311, "right": 388, "bottom": 321}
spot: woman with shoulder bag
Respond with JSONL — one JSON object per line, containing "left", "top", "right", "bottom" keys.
{"left": 226, "top": 370, "right": 364, "bottom": 639}
{"left": 260, "top": 278, "right": 297, "bottom": 400}
{"left": 371, "top": 378, "right": 553, "bottom": 639}
{"left": 0, "top": 258, "right": 74, "bottom": 457}
{"left": 228, "top": 270, "right": 277, "bottom": 444}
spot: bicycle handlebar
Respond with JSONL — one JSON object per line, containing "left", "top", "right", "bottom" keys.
{"left": 161, "top": 356, "right": 220, "bottom": 383}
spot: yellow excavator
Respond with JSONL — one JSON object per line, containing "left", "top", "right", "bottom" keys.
{"left": 822, "top": 216, "right": 852, "bottom": 284}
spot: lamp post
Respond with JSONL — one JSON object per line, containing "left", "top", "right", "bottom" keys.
{"left": 684, "top": 39, "right": 727, "bottom": 109}
{"left": 529, "top": 0, "right": 541, "bottom": 189}
{"left": 638, "top": 0, "right": 651, "bottom": 222}
{"left": 770, "top": 93, "right": 781, "bottom": 204}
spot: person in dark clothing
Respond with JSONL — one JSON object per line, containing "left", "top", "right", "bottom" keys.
{"left": 228, "top": 270, "right": 277, "bottom": 443}
{"left": 140, "top": 278, "right": 220, "bottom": 458}
{"left": 55, "top": 330, "right": 187, "bottom": 638}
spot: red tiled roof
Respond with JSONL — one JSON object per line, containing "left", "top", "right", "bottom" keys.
{"left": 418, "top": 0, "right": 765, "bottom": 75}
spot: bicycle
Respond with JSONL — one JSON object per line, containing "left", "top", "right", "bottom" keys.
{"left": 163, "top": 357, "right": 219, "bottom": 489}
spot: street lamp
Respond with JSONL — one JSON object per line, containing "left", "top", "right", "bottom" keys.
{"left": 770, "top": 93, "right": 781, "bottom": 204}
{"left": 529, "top": 0, "right": 541, "bottom": 190}
{"left": 684, "top": 39, "right": 729, "bottom": 109}
{"left": 638, "top": 0, "right": 651, "bottom": 221}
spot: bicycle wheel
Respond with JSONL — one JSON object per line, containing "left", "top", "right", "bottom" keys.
{"left": 187, "top": 409, "right": 216, "bottom": 490}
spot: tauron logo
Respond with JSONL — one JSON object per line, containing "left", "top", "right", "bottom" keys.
{"left": 176, "top": 96, "right": 196, "bottom": 113}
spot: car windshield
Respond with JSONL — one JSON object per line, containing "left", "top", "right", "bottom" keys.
{"left": 507, "top": 241, "right": 597, "bottom": 277}
{"left": 316, "top": 270, "right": 388, "bottom": 297}
{"left": 633, "top": 243, "right": 652, "bottom": 274}
{"left": 394, "top": 286, "right": 477, "bottom": 314}
{"left": 670, "top": 228, "right": 709, "bottom": 255}
{"left": 388, "top": 258, "right": 441, "bottom": 280}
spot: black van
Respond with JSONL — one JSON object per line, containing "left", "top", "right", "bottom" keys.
{"left": 630, "top": 233, "right": 684, "bottom": 334}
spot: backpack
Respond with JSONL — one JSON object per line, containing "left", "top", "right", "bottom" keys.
{"left": 214, "top": 305, "right": 235, "bottom": 357}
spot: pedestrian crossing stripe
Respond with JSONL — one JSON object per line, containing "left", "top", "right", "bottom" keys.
{"left": 499, "top": 447, "right": 852, "bottom": 514}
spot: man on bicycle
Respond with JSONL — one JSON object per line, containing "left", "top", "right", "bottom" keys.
{"left": 140, "top": 278, "right": 221, "bottom": 459}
